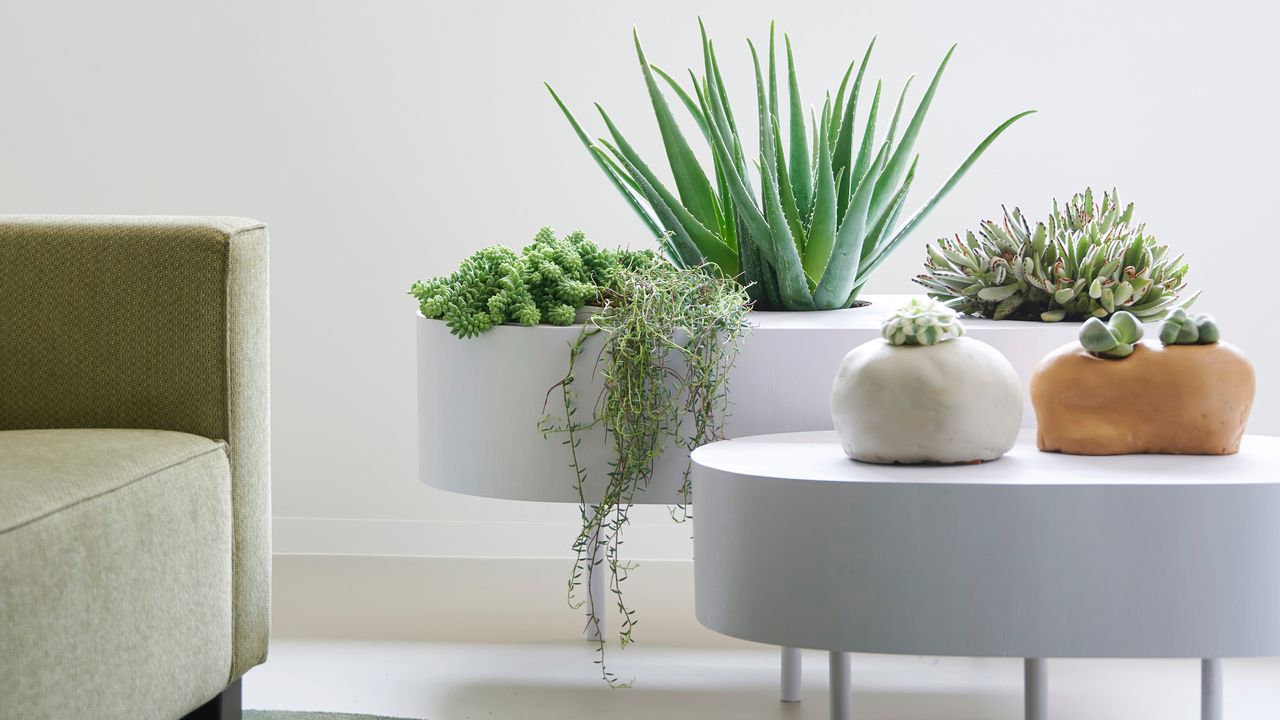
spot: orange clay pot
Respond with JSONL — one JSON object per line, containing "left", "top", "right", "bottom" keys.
{"left": 1030, "top": 340, "right": 1255, "bottom": 455}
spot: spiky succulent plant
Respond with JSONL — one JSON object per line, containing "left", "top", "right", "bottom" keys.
{"left": 410, "top": 227, "right": 635, "bottom": 338}
{"left": 1160, "top": 308, "right": 1220, "bottom": 345}
{"left": 915, "top": 188, "right": 1194, "bottom": 322}
{"left": 1080, "top": 310, "right": 1145, "bottom": 359}
{"left": 548, "top": 22, "right": 1033, "bottom": 311}
{"left": 881, "top": 297, "right": 965, "bottom": 346}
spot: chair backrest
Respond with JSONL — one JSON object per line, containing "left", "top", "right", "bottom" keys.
{"left": 0, "top": 214, "right": 271, "bottom": 679}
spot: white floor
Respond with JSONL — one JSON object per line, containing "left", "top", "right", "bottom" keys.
{"left": 244, "top": 640, "right": 1280, "bottom": 719}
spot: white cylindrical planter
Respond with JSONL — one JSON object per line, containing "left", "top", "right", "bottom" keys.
{"left": 417, "top": 294, "right": 1085, "bottom": 503}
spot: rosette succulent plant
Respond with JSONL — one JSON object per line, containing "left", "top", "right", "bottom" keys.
{"left": 1160, "top": 308, "right": 1220, "bottom": 345}
{"left": 410, "top": 227, "right": 634, "bottom": 337}
{"left": 915, "top": 188, "right": 1194, "bottom": 321}
{"left": 1079, "top": 310, "right": 1144, "bottom": 359}
{"left": 548, "top": 22, "right": 1033, "bottom": 310}
{"left": 880, "top": 297, "right": 965, "bottom": 346}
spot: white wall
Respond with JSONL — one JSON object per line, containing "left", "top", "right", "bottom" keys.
{"left": 3, "top": 0, "right": 1276, "bottom": 560}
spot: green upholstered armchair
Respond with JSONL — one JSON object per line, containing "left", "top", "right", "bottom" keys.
{"left": 0, "top": 216, "right": 270, "bottom": 720}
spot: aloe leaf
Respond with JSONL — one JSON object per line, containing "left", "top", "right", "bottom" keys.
{"left": 595, "top": 139, "right": 645, "bottom": 195}
{"left": 546, "top": 83, "right": 662, "bottom": 238}
{"left": 633, "top": 29, "right": 720, "bottom": 234}
{"left": 830, "top": 61, "right": 855, "bottom": 149}
{"left": 597, "top": 105, "right": 738, "bottom": 272}
{"left": 772, "top": 117, "right": 807, "bottom": 259}
{"left": 814, "top": 142, "right": 889, "bottom": 308}
{"left": 883, "top": 110, "right": 1036, "bottom": 249}
{"left": 759, "top": 149, "right": 816, "bottom": 309}
{"left": 849, "top": 164, "right": 919, "bottom": 298}
{"left": 863, "top": 156, "right": 918, "bottom": 261}
{"left": 651, "top": 65, "right": 709, "bottom": 141}
{"left": 869, "top": 45, "right": 956, "bottom": 224}
{"left": 802, "top": 127, "right": 838, "bottom": 280}
{"left": 834, "top": 39, "right": 876, "bottom": 219}
{"left": 748, "top": 40, "right": 778, "bottom": 177}
{"left": 785, "top": 34, "right": 813, "bottom": 218}
{"left": 698, "top": 91, "right": 774, "bottom": 266}
{"left": 603, "top": 147, "right": 701, "bottom": 267}
{"left": 849, "top": 80, "right": 882, "bottom": 199}
{"left": 884, "top": 75, "right": 914, "bottom": 152}
{"left": 767, "top": 22, "right": 779, "bottom": 123}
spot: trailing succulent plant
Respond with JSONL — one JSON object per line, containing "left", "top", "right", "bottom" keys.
{"left": 881, "top": 297, "right": 965, "bottom": 346}
{"left": 409, "top": 227, "right": 639, "bottom": 338}
{"left": 1160, "top": 308, "right": 1220, "bottom": 345}
{"left": 915, "top": 188, "right": 1194, "bottom": 321}
{"left": 541, "top": 257, "right": 750, "bottom": 686}
{"left": 548, "top": 21, "right": 1032, "bottom": 311}
{"left": 1080, "top": 310, "right": 1145, "bottom": 359}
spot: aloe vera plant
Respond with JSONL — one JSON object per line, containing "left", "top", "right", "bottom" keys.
{"left": 547, "top": 22, "right": 1034, "bottom": 310}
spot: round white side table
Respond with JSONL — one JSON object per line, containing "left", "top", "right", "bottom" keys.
{"left": 691, "top": 431, "right": 1280, "bottom": 720}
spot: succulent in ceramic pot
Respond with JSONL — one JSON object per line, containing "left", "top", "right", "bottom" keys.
{"left": 830, "top": 298, "right": 1022, "bottom": 463}
{"left": 1031, "top": 307, "right": 1255, "bottom": 455}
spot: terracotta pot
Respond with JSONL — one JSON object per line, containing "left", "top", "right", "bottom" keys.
{"left": 1031, "top": 340, "right": 1255, "bottom": 455}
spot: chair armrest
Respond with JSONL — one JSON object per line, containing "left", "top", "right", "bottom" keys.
{"left": 0, "top": 214, "right": 271, "bottom": 678}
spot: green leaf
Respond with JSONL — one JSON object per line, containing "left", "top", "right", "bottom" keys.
{"left": 772, "top": 117, "right": 807, "bottom": 260}
{"left": 784, "top": 34, "right": 813, "bottom": 219}
{"left": 546, "top": 83, "right": 662, "bottom": 238}
{"left": 814, "top": 142, "right": 889, "bottom": 308}
{"left": 849, "top": 80, "right": 882, "bottom": 200}
{"left": 597, "top": 105, "right": 738, "bottom": 273}
{"left": 650, "top": 65, "right": 709, "bottom": 141}
{"left": 802, "top": 125, "right": 838, "bottom": 281}
{"left": 633, "top": 29, "right": 721, "bottom": 234}
{"left": 833, "top": 39, "right": 876, "bottom": 220}
{"left": 882, "top": 110, "right": 1037, "bottom": 254}
{"left": 870, "top": 45, "right": 956, "bottom": 224}
{"left": 830, "top": 60, "right": 855, "bottom": 149}
{"left": 759, "top": 149, "right": 816, "bottom": 309}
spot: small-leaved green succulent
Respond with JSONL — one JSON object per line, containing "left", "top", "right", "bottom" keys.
{"left": 1159, "top": 308, "right": 1220, "bottom": 345}
{"left": 1079, "top": 310, "right": 1144, "bottom": 359}
{"left": 881, "top": 297, "right": 966, "bottom": 346}
{"left": 410, "top": 228, "right": 649, "bottom": 338}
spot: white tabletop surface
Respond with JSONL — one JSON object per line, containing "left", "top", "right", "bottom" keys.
{"left": 692, "top": 429, "right": 1280, "bottom": 486}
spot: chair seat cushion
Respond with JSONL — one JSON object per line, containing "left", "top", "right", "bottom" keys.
{"left": 0, "top": 428, "right": 227, "bottom": 531}
{"left": 0, "top": 429, "right": 235, "bottom": 719}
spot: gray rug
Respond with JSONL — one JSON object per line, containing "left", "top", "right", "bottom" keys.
{"left": 243, "top": 707, "right": 414, "bottom": 712}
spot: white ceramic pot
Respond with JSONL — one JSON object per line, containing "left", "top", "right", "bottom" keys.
{"left": 830, "top": 336, "right": 1023, "bottom": 464}
{"left": 417, "top": 295, "right": 1079, "bottom": 502}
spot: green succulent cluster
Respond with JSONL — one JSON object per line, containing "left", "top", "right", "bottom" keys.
{"left": 410, "top": 228, "right": 627, "bottom": 338}
{"left": 881, "top": 297, "right": 965, "bottom": 346}
{"left": 916, "top": 188, "right": 1193, "bottom": 321}
{"left": 549, "top": 22, "right": 1031, "bottom": 310}
{"left": 1080, "top": 310, "right": 1144, "bottom": 359}
{"left": 1160, "top": 308, "right": 1220, "bottom": 345}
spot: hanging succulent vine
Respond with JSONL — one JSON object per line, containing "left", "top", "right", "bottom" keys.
{"left": 541, "top": 253, "right": 750, "bottom": 686}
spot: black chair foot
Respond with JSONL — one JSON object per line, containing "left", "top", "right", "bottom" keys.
{"left": 181, "top": 679, "right": 241, "bottom": 720}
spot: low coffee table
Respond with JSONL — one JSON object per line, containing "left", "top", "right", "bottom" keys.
{"left": 691, "top": 430, "right": 1280, "bottom": 720}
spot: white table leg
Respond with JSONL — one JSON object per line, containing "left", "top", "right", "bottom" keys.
{"left": 1025, "top": 658, "right": 1047, "bottom": 720}
{"left": 1202, "top": 658, "right": 1222, "bottom": 720}
{"left": 583, "top": 505, "right": 605, "bottom": 642}
{"left": 829, "top": 651, "right": 851, "bottom": 720}
{"left": 781, "top": 646, "right": 802, "bottom": 702}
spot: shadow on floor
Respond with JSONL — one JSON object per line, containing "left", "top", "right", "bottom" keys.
{"left": 436, "top": 681, "right": 1012, "bottom": 720}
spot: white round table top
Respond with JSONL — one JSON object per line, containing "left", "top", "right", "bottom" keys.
{"left": 691, "top": 429, "right": 1280, "bottom": 658}
{"left": 692, "top": 429, "right": 1280, "bottom": 486}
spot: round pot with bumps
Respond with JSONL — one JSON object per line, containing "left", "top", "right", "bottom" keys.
{"left": 830, "top": 298, "right": 1023, "bottom": 464}
{"left": 1031, "top": 309, "right": 1255, "bottom": 455}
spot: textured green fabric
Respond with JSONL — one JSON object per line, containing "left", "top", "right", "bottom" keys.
{"left": 0, "top": 215, "right": 271, "bottom": 680}
{"left": 243, "top": 707, "right": 414, "bottom": 712}
{"left": 0, "top": 429, "right": 233, "bottom": 720}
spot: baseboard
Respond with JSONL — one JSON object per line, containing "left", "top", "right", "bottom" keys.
{"left": 273, "top": 516, "right": 695, "bottom": 560}
{"left": 272, "top": 553, "right": 754, "bottom": 650}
